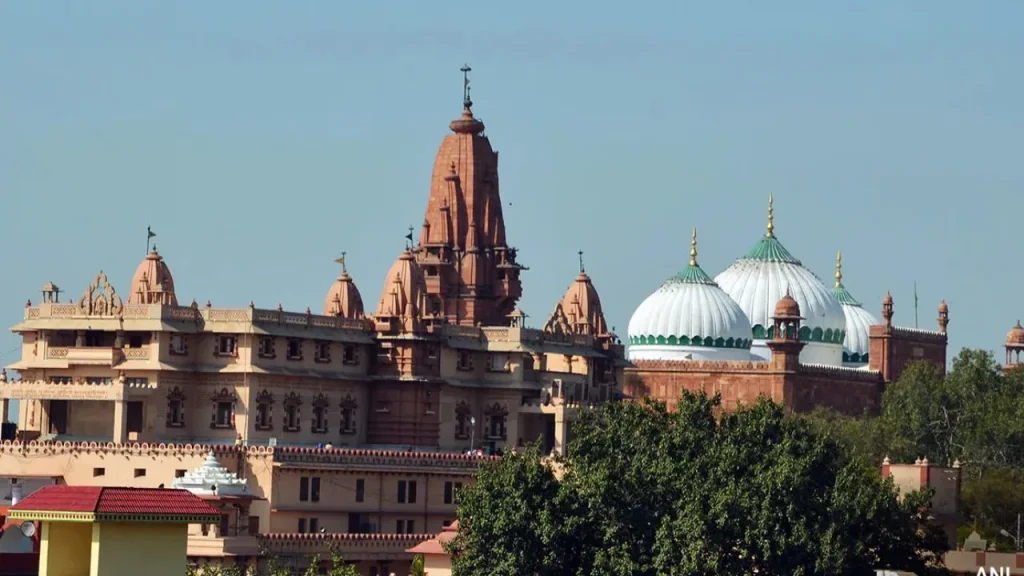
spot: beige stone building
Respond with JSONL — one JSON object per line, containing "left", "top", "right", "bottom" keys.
{"left": 0, "top": 68, "right": 625, "bottom": 575}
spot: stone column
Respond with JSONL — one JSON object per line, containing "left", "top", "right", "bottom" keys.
{"left": 1, "top": 398, "right": 10, "bottom": 424}
{"left": 75, "top": 330, "right": 86, "bottom": 347}
{"left": 554, "top": 410, "right": 568, "bottom": 456}
{"left": 112, "top": 400, "right": 128, "bottom": 444}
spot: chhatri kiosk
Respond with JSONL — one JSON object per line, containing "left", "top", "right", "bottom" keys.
{"left": 7, "top": 485, "right": 220, "bottom": 576}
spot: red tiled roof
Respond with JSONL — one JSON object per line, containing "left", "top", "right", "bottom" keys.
{"left": 11, "top": 486, "right": 220, "bottom": 519}
{"left": 406, "top": 521, "right": 459, "bottom": 555}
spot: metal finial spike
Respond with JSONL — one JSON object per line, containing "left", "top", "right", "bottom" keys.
{"left": 689, "top": 227, "right": 698, "bottom": 267}
{"left": 461, "top": 64, "right": 473, "bottom": 108}
{"left": 835, "top": 251, "right": 843, "bottom": 288}
{"left": 766, "top": 194, "right": 775, "bottom": 238}
{"left": 578, "top": 250, "right": 585, "bottom": 274}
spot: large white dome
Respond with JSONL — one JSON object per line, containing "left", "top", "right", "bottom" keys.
{"left": 714, "top": 224, "right": 846, "bottom": 365}
{"left": 833, "top": 254, "right": 880, "bottom": 366}
{"left": 628, "top": 234, "right": 752, "bottom": 362}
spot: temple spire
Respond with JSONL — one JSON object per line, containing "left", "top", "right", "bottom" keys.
{"left": 835, "top": 251, "right": 843, "bottom": 288}
{"left": 335, "top": 251, "right": 347, "bottom": 274}
{"left": 766, "top": 194, "right": 775, "bottom": 238}
{"left": 690, "top": 227, "right": 698, "bottom": 267}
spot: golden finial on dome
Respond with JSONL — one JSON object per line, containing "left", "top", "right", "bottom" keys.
{"left": 835, "top": 251, "right": 843, "bottom": 288}
{"left": 689, "top": 227, "right": 698, "bottom": 267}
{"left": 766, "top": 194, "right": 775, "bottom": 238}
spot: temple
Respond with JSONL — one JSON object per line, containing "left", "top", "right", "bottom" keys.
{"left": 0, "top": 67, "right": 623, "bottom": 575}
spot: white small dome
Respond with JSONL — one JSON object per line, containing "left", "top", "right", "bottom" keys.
{"left": 628, "top": 235, "right": 752, "bottom": 362}
{"left": 833, "top": 274, "right": 879, "bottom": 365}
{"left": 714, "top": 203, "right": 846, "bottom": 366}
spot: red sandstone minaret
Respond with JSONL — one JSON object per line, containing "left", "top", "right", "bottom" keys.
{"left": 766, "top": 290, "right": 806, "bottom": 371}
{"left": 415, "top": 65, "right": 526, "bottom": 327}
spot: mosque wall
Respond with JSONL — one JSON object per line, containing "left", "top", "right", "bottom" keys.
{"left": 869, "top": 326, "right": 948, "bottom": 383}
{"left": 788, "top": 367, "right": 883, "bottom": 415}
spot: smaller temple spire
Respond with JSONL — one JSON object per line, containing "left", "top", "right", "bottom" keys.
{"left": 578, "top": 250, "right": 585, "bottom": 274}
{"left": 766, "top": 194, "right": 775, "bottom": 238}
{"left": 835, "top": 251, "right": 843, "bottom": 288}
{"left": 335, "top": 251, "right": 347, "bottom": 274}
{"left": 690, "top": 227, "right": 698, "bottom": 267}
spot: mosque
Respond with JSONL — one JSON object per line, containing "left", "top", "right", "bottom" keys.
{"left": 623, "top": 196, "right": 950, "bottom": 415}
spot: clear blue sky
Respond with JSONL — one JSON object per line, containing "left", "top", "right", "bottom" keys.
{"left": 2, "top": 1, "right": 1022, "bottom": 406}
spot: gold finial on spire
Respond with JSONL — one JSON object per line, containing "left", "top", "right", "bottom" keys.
{"left": 835, "top": 251, "right": 843, "bottom": 288}
{"left": 689, "top": 227, "right": 698, "bottom": 267}
{"left": 766, "top": 193, "right": 775, "bottom": 238}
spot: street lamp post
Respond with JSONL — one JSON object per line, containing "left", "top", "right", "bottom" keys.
{"left": 470, "top": 416, "right": 476, "bottom": 453}
{"left": 999, "top": 513, "right": 1022, "bottom": 551}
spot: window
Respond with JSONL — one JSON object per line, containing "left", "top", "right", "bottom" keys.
{"left": 166, "top": 387, "right": 186, "bottom": 428}
{"left": 217, "top": 335, "right": 237, "bottom": 357}
{"left": 457, "top": 350, "right": 473, "bottom": 371}
{"left": 444, "top": 481, "right": 464, "bottom": 505}
{"left": 396, "top": 519, "right": 415, "bottom": 534}
{"left": 219, "top": 514, "right": 229, "bottom": 536}
{"left": 300, "top": 477, "right": 309, "bottom": 501}
{"left": 340, "top": 395, "right": 358, "bottom": 434}
{"left": 298, "top": 518, "right": 307, "bottom": 533}
{"left": 315, "top": 341, "right": 331, "bottom": 363}
{"left": 312, "top": 393, "right": 329, "bottom": 434}
{"left": 397, "top": 480, "right": 417, "bottom": 504}
{"left": 175, "top": 469, "right": 186, "bottom": 478}
{"left": 283, "top": 392, "right": 301, "bottom": 432}
{"left": 93, "top": 467, "right": 105, "bottom": 477}
{"left": 255, "top": 390, "right": 273, "bottom": 431}
{"left": 488, "top": 352, "right": 510, "bottom": 372}
{"left": 309, "top": 518, "right": 319, "bottom": 533}
{"left": 134, "top": 468, "right": 146, "bottom": 478}
{"left": 170, "top": 334, "right": 188, "bottom": 355}
{"left": 485, "top": 403, "right": 508, "bottom": 440}
{"left": 377, "top": 343, "right": 394, "bottom": 363}
{"left": 299, "top": 476, "right": 320, "bottom": 502}
{"left": 454, "top": 402, "right": 471, "bottom": 440}
{"left": 48, "top": 376, "right": 72, "bottom": 384}
{"left": 287, "top": 339, "right": 303, "bottom": 360}
{"left": 213, "top": 402, "right": 233, "bottom": 428}
{"left": 342, "top": 344, "right": 358, "bottom": 365}
{"left": 125, "top": 377, "right": 149, "bottom": 387}
{"left": 355, "top": 478, "right": 365, "bottom": 503}
{"left": 258, "top": 337, "right": 275, "bottom": 359}
{"left": 86, "top": 377, "right": 112, "bottom": 385}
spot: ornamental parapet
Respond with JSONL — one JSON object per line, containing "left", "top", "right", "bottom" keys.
{"left": 0, "top": 440, "right": 249, "bottom": 459}
{"left": 259, "top": 532, "right": 430, "bottom": 558}
{"left": 626, "top": 359, "right": 773, "bottom": 372}
{"left": 271, "top": 445, "right": 496, "bottom": 472}
{"left": 798, "top": 363, "right": 884, "bottom": 382}
{"left": 890, "top": 326, "right": 947, "bottom": 343}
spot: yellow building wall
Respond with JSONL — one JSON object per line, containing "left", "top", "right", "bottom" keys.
{"left": 40, "top": 522, "right": 92, "bottom": 576}
{"left": 90, "top": 522, "right": 187, "bottom": 576}
{"left": 423, "top": 554, "right": 453, "bottom": 576}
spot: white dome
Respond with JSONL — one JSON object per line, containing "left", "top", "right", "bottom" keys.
{"left": 714, "top": 234, "right": 846, "bottom": 365}
{"left": 834, "top": 285, "right": 879, "bottom": 365}
{"left": 628, "top": 248, "right": 753, "bottom": 362}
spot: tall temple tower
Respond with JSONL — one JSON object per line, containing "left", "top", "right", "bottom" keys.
{"left": 416, "top": 66, "right": 525, "bottom": 327}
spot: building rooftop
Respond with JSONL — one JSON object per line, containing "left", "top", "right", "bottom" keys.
{"left": 8, "top": 485, "right": 221, "bottom": 522}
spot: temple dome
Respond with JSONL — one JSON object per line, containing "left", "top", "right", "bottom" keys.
{"left": 543, "top": 261, "right": 609, "bottom": 336}
{"left": 714, "top": 197, "right": 845, "bottom": 365}
{"left": 323, "top": 260, "right": 365, "bottom": 319}
{"left": 375, "top": 248, "right": 427, "bottom": 332}
{"left": 629, "top": 230, "right": 752, "bottom": 362}
{"left": 172, "top": 451, "right": 250, "bottom": 497}
{"left": 127, "top": 247, "right": 177, "bottom": 306}
{"left": 832, "top": 252, "right": 880, "bottom": 366}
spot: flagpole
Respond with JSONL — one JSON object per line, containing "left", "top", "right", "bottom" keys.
{"left": 914, "top": 281, "right": 919, "bottom": 329}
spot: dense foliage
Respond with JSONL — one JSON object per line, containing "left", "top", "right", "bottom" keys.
{"left": 449, "top": 394, "right": 949, "bottom": 576}
{"left": 801, "top": 349, "right": 1024, "bottom": 548}
{"left": 184, "top": 543, "right": 364, "bottom": 576}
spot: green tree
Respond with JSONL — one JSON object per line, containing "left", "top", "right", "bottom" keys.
{"left": 409, "top": 554, "right": 425, "bottom": 576}
{"left": 449, "top": 394, "right": 951, "bottom": 576}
